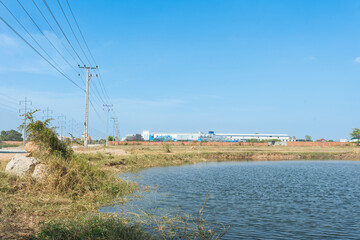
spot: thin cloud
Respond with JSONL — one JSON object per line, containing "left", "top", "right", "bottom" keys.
{"left": 354, "top": 57, "right": 360, "bottom": 63}
{"left": 0, "top": 34, "right": 18, "bottom": 48}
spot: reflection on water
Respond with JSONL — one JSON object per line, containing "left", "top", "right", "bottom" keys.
{"left": 101, "top": 161, "right": 360, "bottom": 239}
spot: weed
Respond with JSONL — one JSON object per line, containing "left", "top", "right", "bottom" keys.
{"left": 25, "top": 111, "right": 72, "bottom": 159}
{"left": 33, "top": 214, "right": 152, "bottom": 240}
{"left": 163, "top": 144, "right": 171, "bottom": 153}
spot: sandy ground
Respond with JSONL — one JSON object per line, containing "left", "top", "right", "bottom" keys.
{"left": 0, "top": 145, "right": 128, "bottom": 164}
{"left": 0, "top": 146, "right": 27, "bottom": 162}
{"left": 73, "top": 146, "right": 128, "bottom": 156}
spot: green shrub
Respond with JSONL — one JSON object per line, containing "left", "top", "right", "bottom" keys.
{"left": 33, "top": 215, "right": 152, "bottom": 240}
{"left": 25, "top": 111, "right": 72, "bottom": 159}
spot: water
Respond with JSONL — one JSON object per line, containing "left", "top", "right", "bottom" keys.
{"left": 102, "top": 161, "right": 360, "bottom": 239}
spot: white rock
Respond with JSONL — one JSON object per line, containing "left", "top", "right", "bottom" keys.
{"left": 5, "top": 154, "right": 40, "bottom": 176}
{"left": 32, "top": 164, "right": 48, "bottom": 182}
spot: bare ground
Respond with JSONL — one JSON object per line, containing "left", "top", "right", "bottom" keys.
{"left": 0, "top": 146, "right": 27, "bottom": 162}
{"left": 73, "top": 146, "right": 128, "bottom": 156}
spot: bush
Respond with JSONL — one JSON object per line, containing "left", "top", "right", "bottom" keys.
{"left": 25, "top": 111, "right": 72, "bottom": 159}
{"left": 21, "top": 112, "right": 137, "bottom": 200}
{"left": 33, "top": 215, "right": 152, "bottom": 240}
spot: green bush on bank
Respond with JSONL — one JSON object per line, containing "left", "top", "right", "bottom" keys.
{"left": 33, "top": 215, "right": 152, "bottom": 240}
{"left": 23, "top": 111, "right": 137, "bottom": 200}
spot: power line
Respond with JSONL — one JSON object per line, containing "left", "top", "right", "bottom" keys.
{"left": 16, "top": 0, "right": 83, "bottom": 83}
{"left": 65, "top": 0, "right": 96, "bottom": 66}
{"left": 0, "top": 102, "right": 18, "bottom": 113}
{"left": 31, "top": 0, "right": 80, "bottom": 66}
{"left": 0, "top": 0, "right": 72, "bottom": 77}
{"left": 42, "top": 0, "right": 85, "bottom": 65}
{"left": 0, "top": 16, "right": 85, "bottom": 91}
{"left": 0, "top": 94, "right": 18, "bottom": 106}
{"left": 64, "top": 0, "right": 112, "bottom": 105}
{"left": 56, "top": 0, "right": 92, "bottom": 65}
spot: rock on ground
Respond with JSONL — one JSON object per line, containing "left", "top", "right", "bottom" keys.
{"left": 25, "top": 142, "right": 38, "bottom": 154}
{"left": 31, "top": 164, "right": 48, "bottom": 182}
{"left": 5, "top": 154, "right": 40, "bottom": 176}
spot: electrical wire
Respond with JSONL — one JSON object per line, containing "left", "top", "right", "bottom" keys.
{"left": 0, "top": 0, "right": 75, "bottom": 83}
{"left": 31, "top": 0, "right": 79, "bottom": 66}
{"left": 42, "top": 0, "right": 85, "bottom": 65}
{"left": 65, "top": 0, "right": 112, "bottom": 105}
{"left": 16, "top": 0, "right": 84, "bottom": 87}
{"left": 56, "top": 0, "right": 92, "bottom": 66}
{"left": 0, "top": 16, "right": 85, "bottom": 92}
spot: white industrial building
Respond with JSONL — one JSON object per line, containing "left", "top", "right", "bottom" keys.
{"left": 141, "top": 130, "right": 200, "bottom": 141}
{"left": 141, "top": 130, "right": 292, "bottom": 142}
{"left": 213, "top": 133, "right": 291, "bottom": 142}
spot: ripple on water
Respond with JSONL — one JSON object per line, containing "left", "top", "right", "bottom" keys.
{"left": 102, "top": 161, "right": 360, "bottom": 240}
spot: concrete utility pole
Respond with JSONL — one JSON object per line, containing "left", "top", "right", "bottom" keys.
{"left": 111, "top": 117, "right": 118, "bottom": 145}
{"left": 19, "top": 97, "right": 32, "bottom": 146}
{"left": 78, "top": 65, "right": 98, "bottom": 149}
{"left": 103, "top": 104, "right": 113, "bottom": 147}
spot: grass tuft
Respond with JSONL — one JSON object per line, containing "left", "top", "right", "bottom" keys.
{"left": 33, "top": 214, "right": 152, "bottom": 240}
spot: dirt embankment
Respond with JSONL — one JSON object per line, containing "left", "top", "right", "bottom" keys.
{"left": 200, "top": 151, "right": 359, "bottom": 161}
{"left": 74, "top": 147, "right": 128, "bottom": 156}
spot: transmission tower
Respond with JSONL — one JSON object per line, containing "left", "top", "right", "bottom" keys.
{"left": 19, "top": 97, "right": 32, "bottom": 146}
{"left": 103, "top": 104, "right": 113, "bottom": 147}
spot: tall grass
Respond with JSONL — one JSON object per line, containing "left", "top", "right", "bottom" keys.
{"left": 33, "top": 215, "right": 152, "bottom": 240}
{"left": 163, "top": 144, "right": 172, "bottom": 153}
{"left": 0, "top": 116, "right": 139, "bottom": 238}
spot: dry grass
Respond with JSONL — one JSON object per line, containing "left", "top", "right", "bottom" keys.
{"left": 86, "top": 144, "right": 360, "bottom": 173}
{"left": 0, "top": 153, "right": 138, "bottom": 239}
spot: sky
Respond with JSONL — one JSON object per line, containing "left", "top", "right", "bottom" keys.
{"left": 1, "top": 0, "right": 360, "bottom": 140}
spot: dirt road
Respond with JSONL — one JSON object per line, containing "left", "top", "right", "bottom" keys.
{"left": 0, "top": 146, "right": 27, "bottom": 162}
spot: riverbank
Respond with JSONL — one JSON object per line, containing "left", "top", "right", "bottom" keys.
{"left": 93, "top": 144, "right": 360, "bottom": 172}
{"left": 1, "top": 144, "right": 359, "bottom": 239}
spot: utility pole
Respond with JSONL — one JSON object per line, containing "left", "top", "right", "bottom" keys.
{"left": 69, "top": 119, "right": 75, "bottom": 137}
{"left": 42, "top": 107, "right": 53, "bottom": 128}
{"left": 78, "top": 65, "right": 98, "bottom": 149}
{"left": 42, "top": 107, "right": 53, "bottom": 120}
{"left": 111, "top": 117, "right": 118, "bottom": 145}
{"left": 19, "top": 97, "right": 32, "bottom": 146}
{"left": 103, "top": 104, "right": 113, "bottom": 147}
{"left": 58, "top": 114, "right": 66, "bottom": 141}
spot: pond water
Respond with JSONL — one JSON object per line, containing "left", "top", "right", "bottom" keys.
{"left": 101, "top": 161, "right": 360, "bottom": 239}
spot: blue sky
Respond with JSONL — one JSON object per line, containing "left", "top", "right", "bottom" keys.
{"left": 1, "top": 0, "right": 360, "bottom": 140}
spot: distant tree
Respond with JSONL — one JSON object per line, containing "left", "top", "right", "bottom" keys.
{"left": 350, "top": 128, "right": 360, "bottom": 145}
{"left": 305, "top": 135, "right": 312, "bottom": 142}
{"left": 328, "top": 140, "right": 334, "bottom": 142}
{"left": 0, "top": 129, "right": 23, "bottom": 141}
{"left": 108, "top": 136, "right": 114, "bottom": 141}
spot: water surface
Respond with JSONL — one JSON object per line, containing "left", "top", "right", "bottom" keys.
{"left": 102, "top": 161, "right": 360, "bottom": 239}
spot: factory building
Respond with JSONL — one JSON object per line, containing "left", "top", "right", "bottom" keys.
{"left": 141, "top": 130, "right": 292, "bottom": 142}
{"left": 141, "top": 130, "right": 200, "bottom": 142}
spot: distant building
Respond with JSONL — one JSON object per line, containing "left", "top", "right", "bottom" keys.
{"left": 141, "top": 130, "right": 200, "bottom": 142}
{"left": 80, "top": 132, "right": 91, "bottom": 142}
{"left": 124, "top": 134, "right": 144, "bottom": 141}
{"left": 141, "top": 130, "right": 292, "bottom": 142}
{"left": 340, "top": 139, "right": 348, "bottom": 142}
